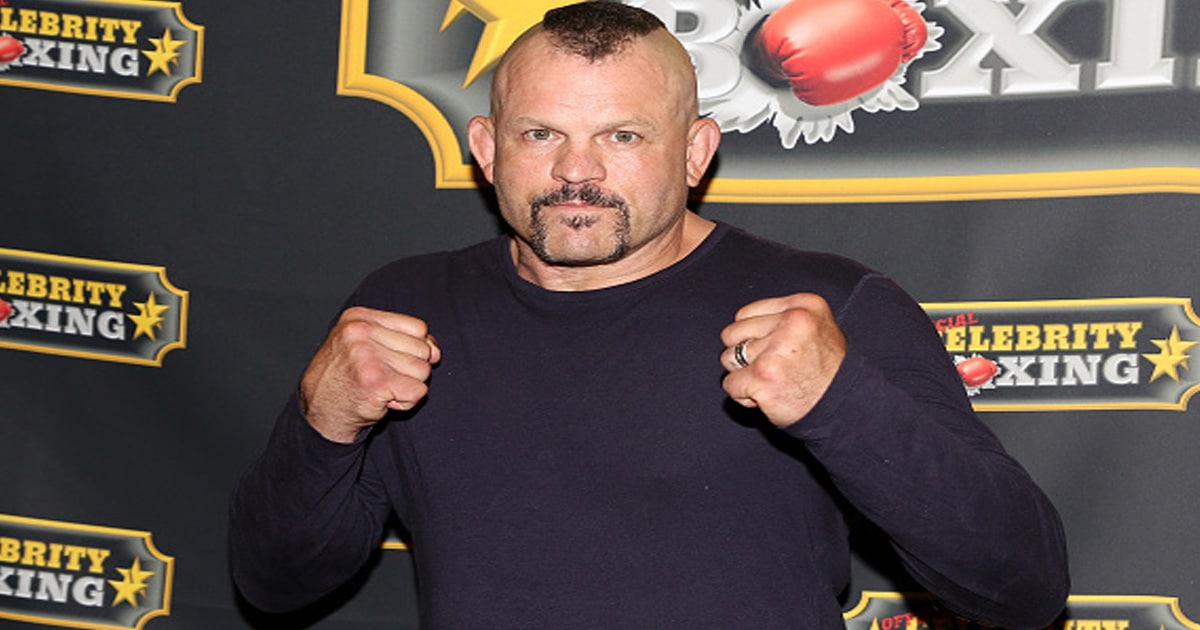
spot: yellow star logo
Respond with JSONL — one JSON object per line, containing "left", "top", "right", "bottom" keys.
{"left": 1143, "top": 326, "right": 1199, "bottom": 383}
{"left": 128, "top": 292, "right": 171, "bottom": 341}
{"left": 442, "top": 0, "right": 567, "bottom": 86}
{"left": 108, "top": 557, "right": 156, "bottom": 608}
{"left": 143, "top": 28, "right": 187, "bottom": 77}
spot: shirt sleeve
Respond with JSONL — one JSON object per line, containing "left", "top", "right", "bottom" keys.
{"left": 785, "top": 273, "right": 1070, "bottom": 629}
{"left": 228, "top": 392, "right": 392, "bottom": 613}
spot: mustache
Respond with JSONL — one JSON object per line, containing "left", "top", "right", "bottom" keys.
{"left": 530, "top": 184, "right": 627, "bottom": 211}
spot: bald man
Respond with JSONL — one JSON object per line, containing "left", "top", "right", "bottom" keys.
{"left": 230, "top": 3, "right": 1068, "bottom": 628}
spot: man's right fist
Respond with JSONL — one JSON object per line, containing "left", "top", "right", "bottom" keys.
{"left": 747, "top": 0, "right": 929, "bottom": 106}
{"left": 300, "top": 307, "right": 440, "bottom": 443}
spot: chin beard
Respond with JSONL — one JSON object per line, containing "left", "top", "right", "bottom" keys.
{"left": 528, "top": 184, "right": 631, "bottom": 266}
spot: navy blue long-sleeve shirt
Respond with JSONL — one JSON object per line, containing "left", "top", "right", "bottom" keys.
{"left": 230, "top": 223, "right": 1068, "bottom": 628}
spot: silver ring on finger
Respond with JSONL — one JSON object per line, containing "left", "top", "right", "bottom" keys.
{"left": 733, "top": 339, "right": 751, "bottom": 369}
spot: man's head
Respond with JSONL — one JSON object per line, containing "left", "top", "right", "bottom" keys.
{"left": 468, "top": 1, "right": 720, "bottom": 288}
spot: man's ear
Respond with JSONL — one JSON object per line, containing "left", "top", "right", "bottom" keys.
{"left": 467, "top": 116, "right": 497, "bottom": 184}
{"left": 685, "top": 117, "right": 721, "bottom": 187}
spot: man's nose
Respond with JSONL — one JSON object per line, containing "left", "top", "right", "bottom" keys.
{"left": 550, "top": 140, "right": 606, "bottom": 184}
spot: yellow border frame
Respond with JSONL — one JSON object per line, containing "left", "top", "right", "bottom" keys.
{"left": 921, "top": 297, "right": 1200, "bottom": 412}
{"left": 336, "top": 0, "right": 1200, "bottom": 203}
{"left": 0, "top": 512, "right": 174, "bottom": 630}
{"left": 337, "top": 0, "right": 476, "bottom": 188}
{"left": 843, "top": 591, "right": 1200, "bottom": 628}
{"left": 0, "top": 0, "right": 204, "bottom": 103}
{"left": 0, "top": 247, "right": 189, "bottom": 367}
{"left": 703, "top": 167, "right": 1200, "bottom": 204}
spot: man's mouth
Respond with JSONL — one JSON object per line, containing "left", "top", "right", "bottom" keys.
{"left": 531, "top": 183, "right": 626, "bottom": 213}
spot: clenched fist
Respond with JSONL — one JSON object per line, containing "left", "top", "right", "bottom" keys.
{"left": 300, "top": 306, "right": 441, "bottom": 443}
{"left": 720, "top": 293, "right": 847, "bottom": 428}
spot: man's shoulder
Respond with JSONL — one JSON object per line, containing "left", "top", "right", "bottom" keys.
{"left": 713, "top": 223, "right": 876, "bottom": 289}
{"left": 712, "top": 224, "right": 922, "bottom": 331}
{"left": 374, "top": 237, "right": 500, "bottom": 276}
{"left": 350, "top": 236, "right": 506, "bottom": 307}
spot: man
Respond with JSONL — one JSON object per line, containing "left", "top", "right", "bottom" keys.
{"left": 230, "top": 2, "right": 1069, "bottom": 628}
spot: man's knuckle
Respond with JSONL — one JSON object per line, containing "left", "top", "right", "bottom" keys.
{"left": 340, "top": 319, "right": 375, "bottom": 342}
{"left": 779, "top": 308, "right": 816, "bottom": 331}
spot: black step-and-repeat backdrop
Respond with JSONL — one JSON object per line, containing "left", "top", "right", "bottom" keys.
{"left": 3, "top": 1, "right": 1200, "bottom": 628}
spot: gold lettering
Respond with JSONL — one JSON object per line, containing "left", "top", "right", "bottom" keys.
{"left": 25, "top": 273, "right": 47, "bottom": 299}
{"left": 0, "top": 537, "right": 19, "bottom": 563}
{"left": 943, "top": 326, "right": 965, "bottom": 352}
{"left": 1063, "top": 621, "right": 1131, "bottom": 630}
{"left": 1071, "top": 322, "right": 1090, "bottom": 350}
{"left": 37, "top": 10, "right": 59, "bottom": 37}
{"left": 45, "top": 542, "right": 64, "bottom": 570}
{"left": 1090, "top": 323, "right": 1116, "bottom": 350}
{"left": 967, "top": 325, "right": 990, "bottom": 352}
{"left": 0, "top": 10, "right": 147, "bottom": 46}
{"left": 61, "top": 13, "right": 84, "bottom": 40}
{"left": 5, "top": 270, "right": 25, "bottom": 295}
{"left": 105, "top": 283, "right": 127, "bottom": 308}
{"left": 96, "top": 16, "right": 121, "bottom": 43}
{"left": 1043, "top": 323, "right": 1070, "bottom": 351}
{"left": 20, "top": 539, "right": 47, "bottom": 566}
{"left": 0, "top": 8, "right": 18, "bottom": 32}
{"left": 85, "top": 280, "right": 107, "bottom": 305}
{"left": 1015, "top": 324, "right": 1040, "bottom": 351}
{"left": 943, "top": 321, "right": 1146, "bottom": 353}
{"left": 1114, "top": 322, "right": 1142, "bottom": 349}
{"left": 48, "top": 276, "right": 72, "bottom": 302}
{"left": 118, "top": 19, "right": 142, "bottom": 44}
{"left": 60, "top": 545, "right": 89, "bottom": 572}
{"left": 84, "top": 547, "right": 111, "bottom": 573}
{"left": 19, "top": 8, "right": 37, "bottom": 33}
{"left": 0, "top": 538, "right": 110, "bottom": 573}
{"left": 991, "top": 325, "right": 1013, "bottom": 351}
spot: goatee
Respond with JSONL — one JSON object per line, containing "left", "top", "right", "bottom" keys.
{"left": 527, "top": 184, "right": 631, "bottom": 266}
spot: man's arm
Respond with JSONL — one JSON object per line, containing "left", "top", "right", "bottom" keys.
{"left": 229, "top": 306, "right": 439, "bottom": 611}
{"left": 229, "top": 395, "right": 391, "bottom": 612}
{"left": 722, "top": 275, "right": 1069, "bottom": 629}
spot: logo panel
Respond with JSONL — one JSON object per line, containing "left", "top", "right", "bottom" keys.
{"left": 0, "top": 0, "right": 203, "bottom": 101}
{"left": 843, "top": 591, "right": 1200, "bottom": 630}
{"left": 0, "top": 247, "right": 188, "bottom": 366}
{"left": 337, "top": 0, "right": 1200, "bottom": 202}
{"left": 923, "top": 297, "right": 1200, "bottom": 411}
{"left": 0, "top": 513, "right": 174, "bottom": 630}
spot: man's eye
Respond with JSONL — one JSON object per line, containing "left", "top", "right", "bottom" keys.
{"left": 526, "top": 129, "right": 552, "bottom": 141}
{"left": 612, "top": 131, "right": 638, "bottom": 143}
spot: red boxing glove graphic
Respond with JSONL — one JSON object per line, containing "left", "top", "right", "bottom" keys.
{"left": 748, "top": 0, "right": 928, "bottom": 106}
{"left": 957, "top": 356, "right": 999, "bottom": 388}
{"left": 0, "top": 34, "right": 24, "bottom": 64}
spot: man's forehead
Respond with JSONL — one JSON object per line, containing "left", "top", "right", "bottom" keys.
{"left": 490, "top": 27, "right": 696, "bottom": 119}
{"left": 500, "top": 27, "right": 687, "bottom": 75}
{"left": 508, "top": 32, "right": 631, "bottom": 71}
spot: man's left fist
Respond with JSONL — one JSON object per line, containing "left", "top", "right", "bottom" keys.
{"left": 747, "top": 0, "right": 929, "bottom": 106}
{"left": 721, "top": 293, "right": 847, "bottom": 428}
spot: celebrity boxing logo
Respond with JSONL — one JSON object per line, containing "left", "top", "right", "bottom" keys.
{"left": 0, "top": 247, "right": 187, "bottom": 366}
{"left": 924, "top": 297, "right": 1200, "bottom": 412}
{"left": 843, "top": 591, "right": 1200, "bottom": 629}
{"left": 0, "top": 0, "right": 203, "bottom": 101}
{"left": 0, "top": 513, "right": 173, "bottom": 629}
{"left": 338, "top": 0, "right": 1200, "bottom": 202}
